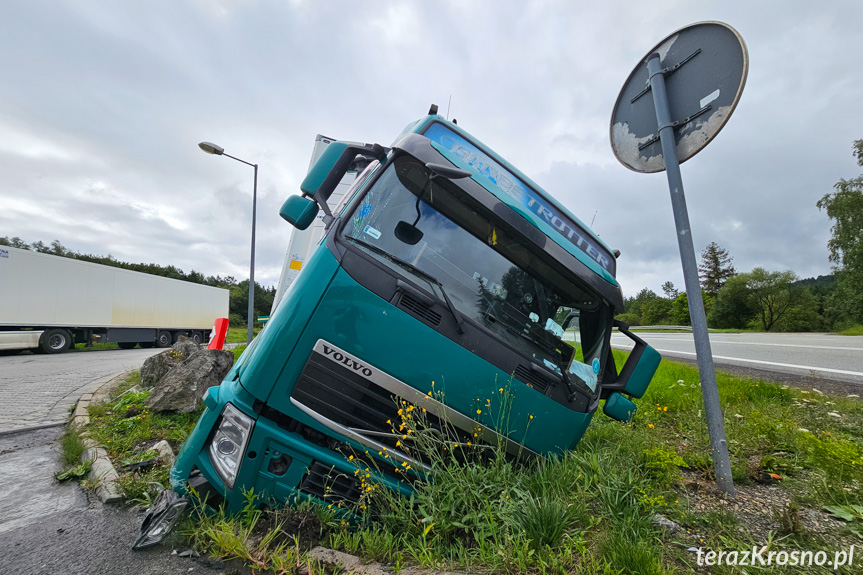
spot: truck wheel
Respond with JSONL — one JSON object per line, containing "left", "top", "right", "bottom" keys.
{"left": 40, "top": 329, "right": 72, "bottom": 354}
{"left": 118, "top": 342, "right": 137, "bottom": 350}
{"left": 140, "top": 342, "right": 155, "bottom": 349}
{"left": 191, "top": 331, "right": 204, "bottom": 345}
{"left": 156, "top": 331, "right": 172, "bottom": 348}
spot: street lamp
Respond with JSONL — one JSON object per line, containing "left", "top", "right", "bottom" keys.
{"left": 198, "top": 141, "right": 258, "bottom": 345}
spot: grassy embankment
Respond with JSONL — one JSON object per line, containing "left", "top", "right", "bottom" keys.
{"left": 73, "top": 351, "right": 863, "bottom": 574}
{"left": 839, "top": 325, "right": 863, "bottom": 336}
{"left": 225, "top": 326, "right": 262, "bottom": 343}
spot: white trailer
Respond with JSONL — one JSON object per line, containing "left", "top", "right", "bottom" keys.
{"left": 0, "top": 246, "right": 230, "bottom": 353}
{"left": 271, "top": 134, "right": 373, "bottom": 312}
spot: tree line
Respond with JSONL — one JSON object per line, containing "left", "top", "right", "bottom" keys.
{"left": 619, "top": 138, "right": 863, "bottom": 332}
{"left": 617, "top": 242, "right": 834, "bottom": 331}
{"left": 0, "top": 237, "right": 275, "bottom": 328}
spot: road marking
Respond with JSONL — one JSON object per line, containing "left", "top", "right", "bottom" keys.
{"left": 610, "top": 335, "right": 863, "bottom": 352}
{"left": 613, "top": 345, "right": 863, "bottom": 378}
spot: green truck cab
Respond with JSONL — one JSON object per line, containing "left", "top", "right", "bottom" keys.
{"left": 170, "top": 109, "right": 660, "bottom": 515}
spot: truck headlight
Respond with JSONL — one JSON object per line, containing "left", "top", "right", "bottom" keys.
{"left": 208, "top": 403, "right": 254, "bottom": 489}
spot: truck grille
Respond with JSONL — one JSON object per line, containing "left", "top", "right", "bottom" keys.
{"left": 292, "top": 347, "right": 475, "bottom": 460}
{"left": 290, "top": 340, "right": 532, "bottom": 466}
{"left": 292, "top": 353, "right": 398, "bottom": 439}
{"left": 299, "top": 461, "right": 362, "bottom": 505}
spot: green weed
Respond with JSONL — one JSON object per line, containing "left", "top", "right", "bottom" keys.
{"left": 59, "top": 427, "right": 87, "bottom": 466}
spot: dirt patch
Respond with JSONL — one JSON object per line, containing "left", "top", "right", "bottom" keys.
{"left": 251, "top": 507, "right": 325, "bottom": 552}
{"left": 679, "top": 471, "right": 849, "bottom": 545}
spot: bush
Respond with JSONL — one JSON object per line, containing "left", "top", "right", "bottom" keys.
{"left": 615, "top": 313, "right": 641, "bottom": 327}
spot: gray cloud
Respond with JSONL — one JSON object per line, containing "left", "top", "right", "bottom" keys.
{"left": 0, "top": 0, "right": 859, "bottom": 297}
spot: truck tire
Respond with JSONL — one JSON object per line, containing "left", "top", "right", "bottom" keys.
{"left": 118, "top": 342, "right": 137, "bottom": 350}
{"left": 140, "top": 342, "right": 155, "bottom": 349}
{"left": 40, "top": 329, "right": 72, "bottom": 354}
{"left": 156, "top": 331, "right": 172, "bottom": 348}
{"left": 191, "top": 331, "right": 204, "bottom": 345}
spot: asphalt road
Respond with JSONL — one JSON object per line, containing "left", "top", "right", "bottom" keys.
{"left": 0, "top": 348, "right": 163, "bottom": 435}
{"left": 0, "top": 348, "right": 240, "bottom": 574}
{"left": 0, "top": 426, "right": 228, "bottom": 575}
{"left": 611, "top": 331, "right": 863, "bottom": 387}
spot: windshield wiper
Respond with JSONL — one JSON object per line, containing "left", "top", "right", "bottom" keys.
{"left": 346, "top": 236, "right": 465, "bottom": 334}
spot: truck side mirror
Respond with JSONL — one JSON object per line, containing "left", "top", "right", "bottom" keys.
{"left": 597, "top": 320, "right": 661, "bottom": 421}
{"left": 280, "top": 195, "right": 318, "bottom": 230}
{"left": 614, "top": 322, "right": 662, "bottom": 398}
{"left": 603, "top": 392, "right": 637, "bottom": 422}
{"left": 301, "top": 141, "right": 388, "bottom": 226}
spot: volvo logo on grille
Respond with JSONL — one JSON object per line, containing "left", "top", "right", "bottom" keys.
{"left": 322, "top": 344, "right": 373, "bottom": 377}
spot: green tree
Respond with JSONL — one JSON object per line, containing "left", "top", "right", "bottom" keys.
{"left": 746, "top": 268, "right": 803, "bottom": 331}
{"left": 699, "top": 242, "right": 736, "bottom": 297}
{"left": 670, "top": 291, "right": 714, "bottom": 326}
{"left": 710, "top": 274, "right": 756, "bottom": 329}
{"left": 641, "top": 298, "right": 673, "bottom": 324}
{"left": 624, "top": 288, "right": 660, "bottom": 319}
{"left": 0, "top": 236, "right": 29, "bottom": 249}
{"left": 817, "top": 139, "right": 863, "bottom": 326}
{"left": 661, "top": 281, "right": 679, "bottom": 299}
{"left": 773, "top": 287, "right": 823, "bottom": 332}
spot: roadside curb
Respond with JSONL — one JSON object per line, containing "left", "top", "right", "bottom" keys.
{"left": 71, "top": 371, "right": 134, "bottom": 504}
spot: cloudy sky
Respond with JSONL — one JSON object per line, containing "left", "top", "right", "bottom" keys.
{"left": 1, "top": 0, "right": 860, "bottom": 298}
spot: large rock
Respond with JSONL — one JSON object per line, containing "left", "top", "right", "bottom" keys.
{"left": 140, "top": 337, "right": 202, "bottom": 387}
{"left": 145, "top": 349, "right": 234, "bottom": 413}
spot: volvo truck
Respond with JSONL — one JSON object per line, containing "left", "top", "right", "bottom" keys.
{"left": 165, "top": 106, "right": 660, "bottom": 521}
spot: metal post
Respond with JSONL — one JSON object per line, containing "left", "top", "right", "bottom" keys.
{"left": 247, "top": 164, "right": 258, "bottom": 346}
{"left": 646, "top": 53, "right": 736, "bottom": 496}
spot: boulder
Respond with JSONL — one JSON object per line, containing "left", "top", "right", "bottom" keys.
{"left": 145, "top": 349, "right": 234, "bottom": 413}
{"left": 140, "top": 337, "right": 202, "bottom": 387}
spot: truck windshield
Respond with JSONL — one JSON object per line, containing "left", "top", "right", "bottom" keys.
{"left": 342, "top": 156, "right": 609, "bottom": 394}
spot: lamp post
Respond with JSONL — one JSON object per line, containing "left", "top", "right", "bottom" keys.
{"left": 198, "top": 141, "right": 258, "bottom": 345}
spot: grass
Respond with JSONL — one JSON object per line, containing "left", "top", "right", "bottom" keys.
{"left": 85, "top": 371, "right": 200, "bottom": 503}
{"left": 312, "top": 353, "right": 863, "bottom": 573}
{"left": 838, "top": 325, "right": 863, "bottom": 336}
{"left": 231, "top": 345, "right": 247, "bottom": 363}
{"left": 55, "top": 427, "right": 93, "bottom": 482}
{"left": 84, "top": 356, "right": 863, "bottom": 573}
{"left": 225, "top": 327, "right": 262, "bottom": 343}
{"left": 59, "top": 427, "right": 87, "bottom": 466}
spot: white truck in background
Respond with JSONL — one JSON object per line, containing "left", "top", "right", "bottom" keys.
{"left": 0, "top": 246, "right": 230, "bottom": 353}
{"left": 271, "top": 134, "right": 372, "bottom": 312}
